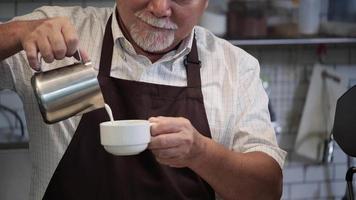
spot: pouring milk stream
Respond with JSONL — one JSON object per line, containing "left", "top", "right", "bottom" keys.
{"left": 104, "top": 104, "right": 114, "bottom": 124}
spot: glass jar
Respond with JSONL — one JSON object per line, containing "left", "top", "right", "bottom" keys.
{"left": 227, "top": 0, "right": 268, "bottom": 38}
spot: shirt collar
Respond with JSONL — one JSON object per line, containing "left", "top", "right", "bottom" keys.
{"left": 111, "top": 6, "right": 126, "bottom": 43}
{"left": 173, "top": 29, "right": 194, "bottom": 60}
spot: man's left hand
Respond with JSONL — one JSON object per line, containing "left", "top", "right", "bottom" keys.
{"left": 148, "top": 116, "right": 207, "bottom": 168}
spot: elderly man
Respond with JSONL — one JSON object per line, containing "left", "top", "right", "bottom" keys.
{"left": 0, "top": 1, "right": 286, "bottom": 199}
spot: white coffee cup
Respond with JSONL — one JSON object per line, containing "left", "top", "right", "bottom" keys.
{"left": 100, "top": 120, "right": 151, "bottom": 156}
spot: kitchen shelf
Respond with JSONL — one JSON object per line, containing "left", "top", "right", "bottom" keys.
{"left": 228, "top": 37, "right": 356, "bottom": 46}
{"left": 0, "top": 142, "right": 29, "bottom": 149}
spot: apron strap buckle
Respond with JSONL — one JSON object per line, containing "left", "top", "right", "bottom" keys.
{"left": 184, "top": 58, "right": 201, "bottom": 67}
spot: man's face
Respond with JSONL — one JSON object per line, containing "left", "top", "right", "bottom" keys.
{"left": 116, "top": 0, "right": 208, "bottom": 53}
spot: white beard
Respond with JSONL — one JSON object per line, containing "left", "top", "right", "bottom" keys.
{"left": 129, "top": 11, "right": 178, "bottom": 52}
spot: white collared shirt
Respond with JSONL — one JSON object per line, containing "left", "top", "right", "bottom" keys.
{"left": 0, "top": 5, "right": 286, "bottom": 200}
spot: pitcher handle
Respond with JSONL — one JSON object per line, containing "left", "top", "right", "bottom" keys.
{"left": 37, "top": 49, "right": 85, "bottom": 71}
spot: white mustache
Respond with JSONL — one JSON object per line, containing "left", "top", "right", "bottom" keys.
{"left": 135, "top": 11, "right": 178, "bottom": 30}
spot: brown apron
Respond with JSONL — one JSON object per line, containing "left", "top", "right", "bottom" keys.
{"left": 43, "top": 15, "right": 215, "bottom": 200}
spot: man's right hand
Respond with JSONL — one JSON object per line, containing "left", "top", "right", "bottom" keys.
{"left": 19, "top": 17, "right": 87, "bottom": 70}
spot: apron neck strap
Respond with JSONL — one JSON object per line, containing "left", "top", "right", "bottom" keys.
{"left": 184, "top": 36, "right": 202, "bottom": 87}
{"left": 98, "top": 14, "right": 114, "bottom": 77}
{"left": 98, "top": 14, "right": 202, "bottom": 88}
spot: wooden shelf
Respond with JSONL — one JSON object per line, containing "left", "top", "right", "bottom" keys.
{"left": 228, "top": 37, "right": 356, "bottom": 46}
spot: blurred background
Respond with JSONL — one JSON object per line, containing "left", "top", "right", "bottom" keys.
{"left": 0, "top": 0, "right": 355, "bottom": 199}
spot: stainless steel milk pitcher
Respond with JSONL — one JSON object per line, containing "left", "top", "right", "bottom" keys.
{"left": 31, "top": 53, "right": 105, "bottom": 124}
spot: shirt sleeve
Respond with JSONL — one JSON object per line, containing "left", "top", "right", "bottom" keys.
{"left": 10, "top": 6, "right": 79, "bottom": 21}
{"left": 0, "top": 7, "right": 51, "bottom": 92}
{"left": 232, "top": 56, "right": 287, "bottom": 168}
{"left": 0, "top": 8, "right": 47, "bottom": 91}
{"left": 0, "top": 6, "right": 110, "bottom": 91}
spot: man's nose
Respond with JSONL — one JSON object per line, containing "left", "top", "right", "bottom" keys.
{"left": 147, "top": 0, "right": 172, "bottom": 18}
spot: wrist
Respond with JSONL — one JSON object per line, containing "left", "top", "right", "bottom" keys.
{"left": 17, "top": 20, "right": 43, "bottom": 50}
{"left": 188, "top": 135, "right": 213, "bottom": 170}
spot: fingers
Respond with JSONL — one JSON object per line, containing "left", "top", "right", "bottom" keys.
{"left": 21, "top": 17, "right": 85, "bottom": 70}
{"left": 148, "top": 133, "right": 184, "bottom": 149}
{"left": 48, "top": 26, "right": 67, "bottom": 60}
{"left": 151, "top": 147, "right": 187, "bottom": 159}
{"left": 147, "top": 116, "right": 203, "bottom": 168}
{"left": 151, "top": 146, "right": 187, "bottom": 168}
{"left": 37, "top": 37, "right": 54, "bottom": 63}
{"left": 23, "top": 41, "right": 39, "bottom": 71}
{"left": 79, "top": 49, "right": 90, "bottom": 63}
{"left": 62, "top": 21, "right": 78, "bottom": 57}
{"left": 149, "top": 116, "right": 190, "bottom": 136}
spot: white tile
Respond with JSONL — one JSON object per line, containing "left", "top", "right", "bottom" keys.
{"left": 305, "top": 165, "right": 333, "bottom": 181}
{"left": 334, "top": 65, "right": 356, "bottom": 88}
{"left": 290, "top": 183, "right": 319, "bottom": 199}
{"left": 319, "top": 181, "right": 347, "bottom": 198}
{"left": 283, "top": 167, "right": 304, "bottom": 183}
{"left": 333, "top": 147, "right": 348, "bottom": 164}
{"left": 334, "top": 164, "right": 348, "bottom": 180}
{"left": 284, "top": 158, "right": 306, "bottom": 167}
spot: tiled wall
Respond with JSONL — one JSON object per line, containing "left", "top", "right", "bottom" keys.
{"left": 1, "top": 1, "right": 356, "bottom": 200}
{"left": 245, "top": 44, "right": 356, "bottom": 200}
